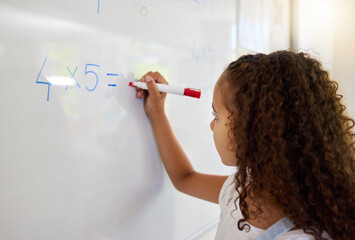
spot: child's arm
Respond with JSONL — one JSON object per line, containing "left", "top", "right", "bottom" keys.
{"left": 150, "top": 110, "right": 228, "bottom": 204}
{"left": 136, "top": 72, "right": 228, "bottom": 204}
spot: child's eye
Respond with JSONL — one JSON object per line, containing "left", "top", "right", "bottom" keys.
{"left": 212, "top": 111, "right": 218, "bottom": 120}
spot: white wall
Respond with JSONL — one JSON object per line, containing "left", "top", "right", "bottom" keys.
{"left": 333, "top": 0, "right": 355, "bottom": 118}
{"left": 291, "top": 0, "right": 355, "bottom": 118}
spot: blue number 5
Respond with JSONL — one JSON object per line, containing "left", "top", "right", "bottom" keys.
{"left": 85, "top": 64, "right": 100, "bottom": 91}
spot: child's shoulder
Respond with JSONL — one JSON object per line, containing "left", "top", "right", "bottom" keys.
{"left": 218, "top": 173, "right": 236, "bottom": 203}
{"left": 278, "top": 230, "right": 315, "bottom": 240}
{"left": 218, "top": 173, "right": 238, "bottom": 209}
{"left": 278, "top": 229, "right": 332, "bottom": 240}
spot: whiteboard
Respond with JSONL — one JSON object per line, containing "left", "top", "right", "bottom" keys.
{"left": 237, "top": 0, "right": 290, "bottom": 54}
{"left": 0, "top": 0, "right": 236, "bottom": 239}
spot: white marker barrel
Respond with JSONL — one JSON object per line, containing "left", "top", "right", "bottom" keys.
{"left": 129, "top": 81, "right": 201, "bottom": 99}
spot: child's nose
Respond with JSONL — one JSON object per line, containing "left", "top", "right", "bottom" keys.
{"left": 210, "top": 120, "right": 215, "bottom": 131}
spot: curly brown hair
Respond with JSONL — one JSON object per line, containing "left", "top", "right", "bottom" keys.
{"left": 219, "top": 51, "right": 355, "bottom": 240}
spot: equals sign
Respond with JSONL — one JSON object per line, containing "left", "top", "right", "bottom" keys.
{"left": 107, "top": 73, "right": 118, "bottom": 87}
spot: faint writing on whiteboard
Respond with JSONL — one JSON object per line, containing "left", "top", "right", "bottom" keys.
{"left": 36, "top": 57, "right": 120, "bottom": 101}
{"left": 192, "top": 0, "right": 221, "bottom": 14}
{"left": 97, "top": 0, "right": 148, "bottom": 17}
{"left": 191, "top": 42, "right": 217, "bottom": 62}
{"left": 238, "top": 0, "right": 270, "bottom": 53}
{"left": 133, "top": 0, "right": 148, "bottom": 17}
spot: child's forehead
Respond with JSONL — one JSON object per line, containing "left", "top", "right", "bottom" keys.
{"left": 213, "top": 71, "right": 237, "bottom": 114}
{"left": 212, "top": 83, "right": 228, "bottom": 112}
{"left": 217, "top": 71, "right": 228, "bottom": 83}
{"left": 215, "top": 71, "right": 231, "bottom": 94}
{"left": 212, "top": 85, "right": 221, "bottom": 105}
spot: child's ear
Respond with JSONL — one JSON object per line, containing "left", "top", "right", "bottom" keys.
{"left": 225, "top": 115, "right": 234, "bottom": 128}
{"left": 226, "top": 125, "right": 237, "bottom": 152}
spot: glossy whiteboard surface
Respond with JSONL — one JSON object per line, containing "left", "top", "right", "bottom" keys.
{"left": 0, "top": 0, "right": 235, "bottom": 239}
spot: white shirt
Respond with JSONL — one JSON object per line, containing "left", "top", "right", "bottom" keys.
{"left": 215, "top": 174, "right": 316, "bottom": 240}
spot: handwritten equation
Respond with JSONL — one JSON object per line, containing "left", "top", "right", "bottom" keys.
{"left": 96, "top": 0, "right": 222, "bottom": 16}
{"left": 192, "top": 0, "right": 221, "bottom": 14}
{"left": 97, "top": 0, "right": 148, "bottom": 17}
{"left": 36, "top": 57, "right": 122, "bottom": 101}
{"left": 191, "top": 42, "right": 218, "bottom": 62}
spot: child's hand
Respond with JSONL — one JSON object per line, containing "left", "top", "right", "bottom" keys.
{"left": 136, "top": 71, "right": 168, "bottom": 120}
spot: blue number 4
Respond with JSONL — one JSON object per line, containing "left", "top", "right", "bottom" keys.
{"left": 36, "top": 57, "right": 51, "bottom": 101}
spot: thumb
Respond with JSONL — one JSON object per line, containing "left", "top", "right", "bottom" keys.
{"left": 145, "top": 75, "right": 160, "bottom": 100}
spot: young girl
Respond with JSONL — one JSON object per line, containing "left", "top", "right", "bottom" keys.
{"left": 133, "top": 51, "right": 355, "bottom": 240}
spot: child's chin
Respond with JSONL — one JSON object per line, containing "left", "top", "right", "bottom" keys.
{"left": 222, "top": 160, "right": 236, "bottom": 167}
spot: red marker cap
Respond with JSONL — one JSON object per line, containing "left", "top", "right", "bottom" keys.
{"left": 184, "top": 88, "right": 201, "bottom": 99}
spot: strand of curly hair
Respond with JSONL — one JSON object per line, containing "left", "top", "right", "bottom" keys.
{"left": 219, "top": 51, "right": 355, "bottom": 240}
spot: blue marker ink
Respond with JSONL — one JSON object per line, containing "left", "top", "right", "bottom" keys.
{"left": 191, "top": 42, "right": 200, "bottom": 61}
{"left": 85, "top": 63, "right": 100, "bottom": 91}
{"left": 107, "top": 73, "right": 118, "bottom": 87}
{"left": 66, "top": 65, "right": 80, "bottom": 89}
{"left": 36, "top": 57, "right": 52, "bottom": 101}
{"left": 191, "top": 42, "right": 218, "bottom": 62}
{"left": 207, "top": 43, "right": 217, "bottom": 61}
{"left": 107, "top": 73, "right": 118, "bottom": 76}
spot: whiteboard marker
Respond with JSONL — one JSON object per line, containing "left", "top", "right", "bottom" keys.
{"left": 128, "top": 81, "right": 201, "bottom": 99}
